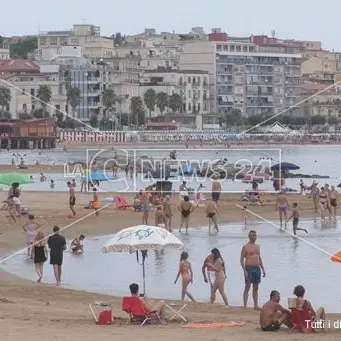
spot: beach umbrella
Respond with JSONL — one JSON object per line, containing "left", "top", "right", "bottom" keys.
{"left": 0, "top": 172, "right": 34, "bottom": 185}
{"left": 271, "top": 162, "right": 300, "bottom": 171}
{"left": 81, "top": 171, "right": 114, "bottom": 182}
{"left": 102, "top": 225, "right": 183, "bottom": 294}
{"left": 331, "top": 249, "right": 341, "bottom": 263}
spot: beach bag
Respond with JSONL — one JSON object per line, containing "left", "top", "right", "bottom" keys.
{"left": 97, "top": 310, "right": 113, "bottom": 325}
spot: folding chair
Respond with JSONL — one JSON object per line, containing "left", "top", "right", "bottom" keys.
{"left": 114, "top": 196, "right": 130, "bottom": 210}
{"left": 166, "top": 303, "right": 188, "bottom": 323}
{"left": 89, "top": 301, "right": 113, "bottom": 325}
{"left": 122, "top": 296, "right": 160, "bottom": 326}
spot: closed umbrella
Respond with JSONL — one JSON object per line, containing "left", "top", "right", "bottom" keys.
{"left": 102, "top": 225, "right": 183, "bottom": 294}
{"left": 0, "top": 172, "right": 34, "bottom": 185}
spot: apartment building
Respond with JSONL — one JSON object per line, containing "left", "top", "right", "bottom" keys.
{"left": 57, "top": 58, "right": 112, "bottom": 120}
{"left": 37, "top": 24, "right": 115, "bottom": 60}
{"left": 179, "top": 33, "right": 302, "bottom": 116}
{"left": 300, "top": 83, "right": 341, "bottom": 119}
{"left": 0, "top": 60, "right": 66, "bottom": 118}
{"left": 0, "top": 48, "right": 10, "bottom": 60}
{"left": 139, "top": 68, "right": 210, "bottom": 117}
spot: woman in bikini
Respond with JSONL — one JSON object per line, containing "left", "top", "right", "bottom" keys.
{"left": 33, "top": 231, "right": 47, "bottom": 283}
{"left": 329, "top": 185, "right": 338, "bottom": 220}
{"left": 178, "top": 196, "right": 194, "bottom": 233}
{"left": 275, "top": 191, "right": 289, "bottom": 230}
{"left": 174, "top": 251, "right": 195, "bottom": 302}
{"left": 207, "top": 248, "right": 229, "bottom": 306}
{"left": 23, "top": 214, "right": 41, "bottom": 258}
{"left": 141, "top": 192, "right": 151, "bottom": 225}
{"left": 206, "top": 200, "right": 219, "bottom": 233}
{"left": 319, "top": 187, "right": 328, "bottom": 220}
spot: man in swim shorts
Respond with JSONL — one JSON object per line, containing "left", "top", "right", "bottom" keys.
{"left": 240, "top": 230, "right": 266, "bottom": 310}
{"left": 260, "top": 290, "right": 292, "bottom": 331}
{"left": 275, "top": 190, "right": 289, "bottom": 229}
{"left": 211, "top": 176, "right": 221, "bottom": 203}
{"left": 67, "top": 181, "right": 76, "bottom": 217}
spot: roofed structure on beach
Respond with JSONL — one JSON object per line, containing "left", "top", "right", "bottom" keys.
{"left": 261, "top": 122, "right": 291, "bottom": 133}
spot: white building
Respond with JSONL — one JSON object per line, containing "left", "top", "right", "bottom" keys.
{"left": 179, "top": 36, "right": 302, "bottom": 116}
{"left": 139, "top": 68, "right": 210, "bottom": 128}
{"left": 0, "top": 48, "right": 10, "bottom": 60}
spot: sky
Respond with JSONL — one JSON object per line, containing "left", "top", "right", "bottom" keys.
{"left": 1, "top": 0, "right": 340, "bottom": 51}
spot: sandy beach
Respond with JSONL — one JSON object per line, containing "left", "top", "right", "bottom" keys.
{"left": 1, "top": 190, "right": 340, "bottom": 340}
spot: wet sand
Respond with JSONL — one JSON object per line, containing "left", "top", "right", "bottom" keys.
{"left": 0, "top": 192, "right": 340, "bottom": 340}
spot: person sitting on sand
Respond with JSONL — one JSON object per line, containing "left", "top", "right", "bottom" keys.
{"left": 129, "top": 283, "right": 166, "bottom": 323}
{"left": 155, "top": 206, "right": 166, "bottom": 228}
{"left": 290, "top": 285, "right": 325, "bottom": 332}
{"left": 260, "top": 290, "right": 292, "bottom": 331}
{"left": 71, "top": 235, "right": 85, "bottom": 254}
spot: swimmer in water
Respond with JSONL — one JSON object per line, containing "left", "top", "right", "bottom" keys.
{"left": 287, "top": 203, "right": 308, "bottom": 235}
{"left": 275, "top": 190, "right": 289, "bottom": 230}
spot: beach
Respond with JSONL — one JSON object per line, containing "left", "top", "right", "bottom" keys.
{"left": 1, "top": 191, "right": 341, "bottom": 340}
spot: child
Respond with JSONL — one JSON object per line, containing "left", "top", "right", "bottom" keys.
{"left": 92, "top": 188, "right": 100, "bottom": 216}
{"left": 242, "top": 205, "right": 248, "bottom": 228}
{"left": 287, "top": 203, "right": 308, "bottom": 235}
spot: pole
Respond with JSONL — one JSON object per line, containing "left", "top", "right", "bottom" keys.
{"left": 142, "top": 259, "right": 146, "bottom": 295}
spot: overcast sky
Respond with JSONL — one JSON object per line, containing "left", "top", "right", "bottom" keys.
{"left": 2, "top": 0, "right": 340, "bottom": 51}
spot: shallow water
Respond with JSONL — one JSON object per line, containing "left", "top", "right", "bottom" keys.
{"left": 2, "top": 219, "right": 341, "bottom": 312}
{"left": 1, "top": 145, "right": 340, "bottom": 193}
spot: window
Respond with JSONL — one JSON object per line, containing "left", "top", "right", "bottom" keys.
{"left": 23, "top": 104, "right": 27, "bottom": 112}
{"left": 236, "top": 46, "right": 241, "bottom": 52}
{"left": 188, "top": 103, "right": 191, "bottom": 111}
{"left": 243, "top": 46, "right": 248, "bottom": 52}
{"left": 21, "top": 89, "right": 25, "bottom": 95}
{"left": 30, "top": 88, "right": 35, "bottom": 96}
{"left": 188, "top": 77, "right": 191, "bottom": 83}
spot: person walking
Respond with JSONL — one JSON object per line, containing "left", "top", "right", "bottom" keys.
{"left": 47, "top": 226, "right": 66, "bottom": 286}
{"left": 33, "top": 231, "right": 47, "bottom": 283}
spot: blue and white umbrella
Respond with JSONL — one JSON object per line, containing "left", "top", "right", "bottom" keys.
{"left": 81, "top": 171, "right": 114, "bottom": 182}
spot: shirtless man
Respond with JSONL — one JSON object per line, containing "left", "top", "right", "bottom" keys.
{"left": 206, "top": 200, "right": 219, "bottom": 233}
{"left": 240, "top": 230, "right": 266, "bottom": 310}
{"left": 260, "top": 290, "right": 292, "bottom": 331}
{"left": 275, "top": 190, "right": 289, "bottom": 229}
{"left": 155, "top": 206, "right": 166, "bottom": 228}
{"left": 163, "top": 196, "right": 173, "bottom": 231}
{"left": 211, "top": 176, "right": 221, "bottom": 204}
{"left": 67, "top": 181, "right": 76, "bottom": 217}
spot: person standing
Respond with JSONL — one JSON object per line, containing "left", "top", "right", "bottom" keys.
{"left": 329, "top": 185, "right": 338, "bottom": 220}
{"left": 206, "top": 200, "right": 219, "bottom": 233}
{"left": 240, "top": 230, "right": 266, "bottom": 310}
{"left": 48, "top": 226, "right": 66, "bottom": 286}
{"left": 202, "top": 251, "right": 216, "bottom": 290}
{"left": 67, "top": 181, "right": 76, "bottom": 217}
{"left": 275, "top": 190, "right": 289, "bottom": 229}
{"left": 163, "top": 196, "right": 173, "bottom": 231}
{"left": 33, "top": 231, "right": 47, "bottom": 283}
{"left": 23, "top": 214, "right": 41, "bottom": 258}
{"left": 211, "top": 176, "right": 221, "bottom": 204}
{"left": 155, "top": 206, "right": 166, "bottom": 228}
{"left": 174, "top": 251, "right": 195, "bottom": 302}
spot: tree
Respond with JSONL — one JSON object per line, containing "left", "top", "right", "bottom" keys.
{"left": 168, "top": 93, "right": 182, "bottom": 113}
{"left": 102, "top": 88, "right": 116, "bottom": 119}
{"left": 18, "top": 112, "right": 32, "bottom": 120}
{"left": 0, "top": 87, "right": 11, "bottom": 113}
{"left": 32, "top": 108, "right": 44, "bottom": 118}
{"left": 10, "top": 37, "right": 38, "bottom": 59}
{"left": 89, "top": 115, "right": 99, "bottom": 128}
{"left": 67, "top": 87, "right": 80, "bottom": 117}
{"left": 143, "top": 88, "right": 156, "bottom": 117}
{"left": 156, "top": 92, "right": 169, "bottom": 115}
{"left": 37, "top": 85, "right": 52, "bottom": 117}
{"left": 130, "top": 96, "right": 145, "bottom": 125}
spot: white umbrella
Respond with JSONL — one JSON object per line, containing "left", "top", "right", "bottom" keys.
{"left": 102, "top": 225, "right": 184, "bottom": 293}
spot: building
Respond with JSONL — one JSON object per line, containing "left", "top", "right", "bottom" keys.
{"left": 140, "top": 67, "right": 209, "bottom": 110}
{"left": 300, "top": 83, "right": 341, "bottom": 119}
{"left": 37, "top": 24, "right": 115, "bottom": 60}
{"left": 0, "top": 118, "right": 56, "bottom": 149}
{"left": 0, "top": 60, "right": 67, "bottom": 118}
{"left": 0, "top": 48, "right": 10, "bottom": 60}
{"left": 57, "top": 58, "right": 112, "bottom": 120}
{"left": 179, "top": 33, "right": 302, "bottom": 116}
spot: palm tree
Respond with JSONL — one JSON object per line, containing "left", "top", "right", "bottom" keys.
{"left": 168, "top": 93, "right": 182, "bottom": 113}
{"left": 130, "top": 96, "right": 145, "bottom": 125}
{"left": 143, "top": 88, "right": 156, "bottom": 117}
{"left": 36, "top": 85, "right": 52, "bottom": 117}
{"left": 0, "top": 87, "right": 11, "bottom": 114}
{"left": 102, "top": 88, "right": 116, "bottom": 119}
{"left": 156, "top": 92, "right": 169, "bottom": 115}
{"left": 67, "top": 87, "right": 81, "bottom": 117}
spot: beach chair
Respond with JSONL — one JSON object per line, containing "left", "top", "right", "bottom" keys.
{"left": 122, "top": 296, "right": 160, "bottom": 326}
{"left": 89, "top": 301, "right": 113, "bottom": 325}
{"left": 288, "top": 298, "right": 313, "bottom": 333}
{"left": 114, "top": 196, "right": 129, "bottom": 210}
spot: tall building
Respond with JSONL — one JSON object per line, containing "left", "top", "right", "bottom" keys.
{"left": 179, "top": 32, "right": 302, "bottom": 116}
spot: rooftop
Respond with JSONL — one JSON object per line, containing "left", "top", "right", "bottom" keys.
{"left": 0, "top": 60, "right": 40, "bottom": 73}
{"left": 144, "top": 68, "right": 208, "bottom": 74}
